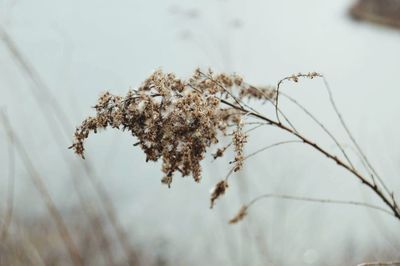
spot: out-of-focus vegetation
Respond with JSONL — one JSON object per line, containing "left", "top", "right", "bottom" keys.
{"left": 351, "top": 0, "right": 400, "bottom": 29}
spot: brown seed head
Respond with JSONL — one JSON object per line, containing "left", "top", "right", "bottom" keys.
{"left": 210, "top": 180, "right": 229, "bottom": 208}
{"left": 229, "top": 205, "right": 248, "bottom": 224}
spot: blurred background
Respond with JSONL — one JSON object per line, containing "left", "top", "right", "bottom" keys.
{"left": 1, "top": 0, "right": 400, "bottom": 265}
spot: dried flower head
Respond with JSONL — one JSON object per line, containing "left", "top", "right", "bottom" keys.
{"left": 210, "top": 180, "right": 229, "bottom": 208}
{"left": 212, "top": 147, "right": 227, "bottom": 160}
{"left": 70, "top": 69, "right": 272, "bottom": 187}
{"left": 239, "top": 85, "right": 276, "bottom": 101}
{"left": 229, "top": 205, "right": 248, "bottom": 224}
{"left": 232, "top": 122, "right": 247, "bottom": 172}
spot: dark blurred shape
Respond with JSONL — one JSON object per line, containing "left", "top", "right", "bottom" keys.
{"left": 350, "top": 0, "right": 400, "bottom": 28}
{"left": 0, "top": 211, "right": 181, "bottom": 266}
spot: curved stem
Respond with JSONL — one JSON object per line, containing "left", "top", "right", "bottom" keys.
{"left": 280, "top": 92, "right": 356, "bottom": 171}
{"left": 321, "top": 76, "right": 392, "bottom": 199}
{"left": 246, "top": 193, "right": 394, "bottom": 217}
{"left": 221, "top": 99, "right": 400, "bottom": 220}
{"left": 224, "top": 140, "right": 302, "bottom": 182}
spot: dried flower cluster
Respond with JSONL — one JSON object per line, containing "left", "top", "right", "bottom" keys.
{"left": 210, "top": 180, "right": 229, "bottom": 208}
{"left": 239, "top": 85, "right": 276, "bottom": 101}
{"left": 229, "top": 205, "right": 248, "bottom": 224}
{"left": 287, "top": 72, "right": 321, "bottom": 83}
{"left": 70, "top": 69, "right": 276, "bottom": 187}
{"left": 232, "top": 122, "right": 247, "bottom": 172}
{"left": 70, "top": 68, "right": 400, "bottom": 225}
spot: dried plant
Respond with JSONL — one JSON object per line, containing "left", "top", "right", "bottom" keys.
{"left": 350, "top": 0, "right": 400, "bottom": 29}
{"left": 228, "top": 205, "right": 248, "bottom": 224}
{"left": 210, "top": 180, "right": 229, "bottom": 208}
{"left": 70, "top": 68, "right": 400, "bottom": 223}
{"left": 70, "top": 69, "right": 274, "bottom": 188}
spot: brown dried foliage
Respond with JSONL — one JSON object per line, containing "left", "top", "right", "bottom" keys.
{"left": 210, "top": 180, "right": 229, "bottom": 208}
{"left": 229, "top": 205, "right": 248, "bottom": 224}
{"left": 70, "top": 69, "right": 400, "bottom": 224}
{"left": 69, "top": 69, "right": 275, "bottom": 187}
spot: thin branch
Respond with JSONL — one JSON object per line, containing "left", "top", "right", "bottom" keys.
{"left": 226, "top": 122, "right": 268, "bottom": 136}
{"left": 200, "top": 71, "right": 245, "bottom": 110}
{"left": 220, "top": 99, "right": 400, "bottom": 219}
{"left": 342, "top": 144, "right": 377, "bottom": 186}
{"left": 242, "top": 83, "right": 299, "bottom": 133}
{"left": 280, "top": 92, "right": 356, "bottom": 171}
{"left": 226, "top": 121, "right": 269, "bottom": 128}
{"left": 274, "top": 72, "right": 322, "bottom": 124}
{"left": 200, "top": 70, "right": 266, "bottom": 117}
{"left": 245, "top": 193, "right": 394, "bottom": 217}
{"left": 321, "top": 76, "right": 392, "bottom": 200}
{"left": 232, "top": 140, "right": 302, "bottom": 164}
{"left": 212, "top": 122, "right": 270, "bottom": 161}
{"left": 357, "top": 261, "right": 400, "bottom": 266}
{"left": 224, "top": 140, "right": 302, "bottom": 181}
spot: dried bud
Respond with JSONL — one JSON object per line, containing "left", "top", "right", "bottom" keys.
{"left": 210, "top": 180, "right": 229, "bottom": 208}
{"left": 229, "top": 205, "right": 248, "bottom": 224}
{"left": 232, "top": 123, "right": 247, "bottom": 172}
{"left": 290, "top": 75, "right": 299, "bottom": 83}
{"left": 212, "top": 147, "right": 225, "bottom": 159}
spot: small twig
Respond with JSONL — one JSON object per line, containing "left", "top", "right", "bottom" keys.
{"left": 212, "top": 122, "right": 270, "bottom": 161}
{"left": 229, "top": 192, "right": 394, "bottom": 224}
{"left": 280, "top": 92, "right": 356, "bottom": 171}
{"left": 226, "top": 122, "right": 267, "bottom": 136}
{"left": 246, "top": 193, "right": 394, "bottom": 217}
{"left": 243, "top": 83, "right": 299, "bottom": 133}
{"left": 342, "top": 144, "right": 377, "bottom": 186}
{"left": 200, "top": 71, "right": 263, "bottom": 116}
{"left": 321, "top": 76, "right": 392, "bottom": 199}
{"left": 231, "top": 140, "right": 302, "bottom": 164}
{"left": 200, "top": 71, "right": 245, "bottom": 110}
{"left": 274, "top": 72, "right": 322, "bottom": 124}
{"left": 357, "top": 261, "right": 400, "bottom": 266}
{"left": 225, "top": 140, "right": 301, "bottom": 181}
